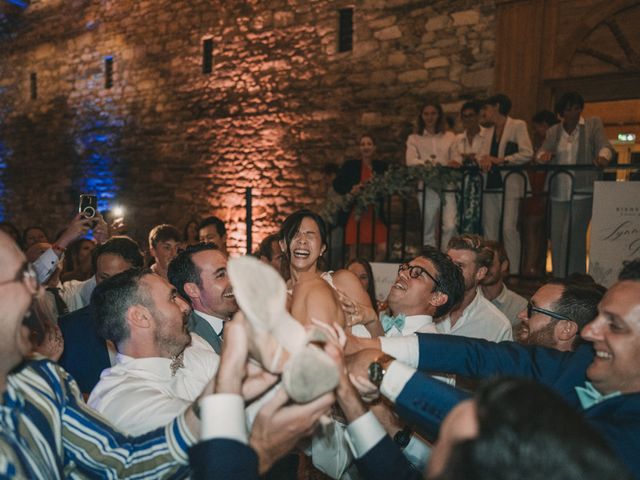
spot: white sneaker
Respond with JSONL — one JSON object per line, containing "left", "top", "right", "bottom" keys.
{"left": 228, "top": 256, "right": 339, "bottom": 402}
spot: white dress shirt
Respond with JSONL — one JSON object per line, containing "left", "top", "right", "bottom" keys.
{"left": 33, "top": 250, "right": 95, "bottom": 305}
{"left": 488, "top": 284, "right": 528, "bottom": 328}
{"left": 406, "top": 130, "right": 456, "bottom": 166}
{"left": 450, "top": 127, "right": 490, "bottom": 163}
{"left": 436, "top": 288, "right": 513, "bottom": 342}
{"left": 88, "top": 334, "right": 219, "bottom": 436}
{"left": 193, "top": 309, "right": 225, "bottom": 336}
{"left": 537, "top": 117, "right": 611, "bottom": 201}
{"left": 354, "top": 313, "right": 437, "bottom": 339}
{"left": 379, "top": 315, "right": 437, "bottom": 470}
{"left": 39, "top": 277, "right": 96, "bottom": 321}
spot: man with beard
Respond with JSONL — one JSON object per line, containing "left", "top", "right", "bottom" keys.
{"left": 515, "top": 280, "right": 603, "bottom": 351}
{"left": 58, "top": 236, "right": 145, "bottom": 394}
{"left": 437, "top": 235, "right": 512, "bottom": 341}
{"left": 343, "top": 260, "right": 640, "bottom": 477}
{"left": 0, "top": 230, "right": 335, "bottom": 478}
{"left": 168, "top": 243, "right": 238, "bottom": 354}
{"left": 481, "top": 240, "right": 527, "bottom": 327}
{"left": 88, "top": 268, "right": 220, "bottom": 435}
{"left": 0, "top": 232, "right": 196, "bottom": 478}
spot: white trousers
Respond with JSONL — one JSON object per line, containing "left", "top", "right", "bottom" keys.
{"left": 418, "top": 187, "right": 457, "bottom": 251}
{"left": 483, "top": 192, "right": 521, "bottom": 274}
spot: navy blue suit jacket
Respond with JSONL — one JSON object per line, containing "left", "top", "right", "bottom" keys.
{"left": 582, "top": 393, "right": 640, "bottom": 478}
{"left": 393, "top": 334, "right": 640, "bottom": 477}
{"left": 415, "top": 333, "right": 594, "bottom": 407}
{"left": 354, "top": 436, "right": 421, "bottom": 480}
{"left": 189, "top": 439, "right": 259, "bottom": 480}
{"left": 58, "top": 305, "right": 111, "bottom": 395}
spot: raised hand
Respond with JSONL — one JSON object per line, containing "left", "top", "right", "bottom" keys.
{"left": 250, "top": 387, "right": 335, "bottom": 474}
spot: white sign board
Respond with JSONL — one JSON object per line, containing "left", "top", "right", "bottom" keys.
{"left": 589, "top": 181, "right": 640, "bottom": 286}
{"left": 371, "top": 262, "right": 400, "bottom": 302}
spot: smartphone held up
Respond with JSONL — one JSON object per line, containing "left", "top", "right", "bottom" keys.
{"left": 78, "top": 194, "right": 98, "bottom": 228}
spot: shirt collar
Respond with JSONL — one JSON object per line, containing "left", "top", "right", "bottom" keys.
{"left": 113, "top": 353, "right": 173, "bottom": 379}
{"left": 461, "top": 288, "right": 482, "bottom": 319}
{"left": 194, "top": 310, "right": 225, "bottom": 336}
{"left": 493, "top": 284, "right": 509, "bottom": 305}
{"left": 403, "top": 314, "right": 434, "bottom": 333}
{"left": 446, "top": 288, "right": 482, "bottom": 331}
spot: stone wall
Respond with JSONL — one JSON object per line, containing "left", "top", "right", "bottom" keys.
{"left": 0, "top": 0, "right": 496, "bottom": 252}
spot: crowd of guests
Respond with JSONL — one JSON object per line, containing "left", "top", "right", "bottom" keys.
{"left": 0, "top": 203, "right": 639, "bottom": 480}
{"left": 328, "top": 91, "right": 615, "bottom": 278}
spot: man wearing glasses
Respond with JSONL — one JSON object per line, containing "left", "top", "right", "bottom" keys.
{"left": 515, "top": 280, "right": 603, "bottom": 351}
{"left": 0, "top": 230, "right": 335, "bottom": 479}
{"left": 0, "top": 231, "right": 196, "bottom": 478}
{"left": 380, "top": 246, "right": 464, "bottom": 337}
{"left": 350, "top": 246, "right": 464, "bottom": 471}
{"left": 344, "top": 260, "right": 640, "bottom": 478}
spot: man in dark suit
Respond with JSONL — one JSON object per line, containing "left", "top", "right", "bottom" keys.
{"left": 344, "top": 259, "right": 640, "bottom": 478}
{"left": 58, "top": 236, "right": 144, "bottom": 394}
{"left": 168, "top": 243, "right": 237, "bottom": 354}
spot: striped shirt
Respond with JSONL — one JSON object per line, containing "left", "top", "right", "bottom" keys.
{"left": 0, "top": 359, "right": 194, "bottom": 479}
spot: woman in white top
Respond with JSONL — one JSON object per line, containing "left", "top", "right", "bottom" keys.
{"left": 279, "top": 210, "right": 382, "bottom": 477}
{"left": 406, "top": 101, "right": 457, "bottom": 250}
{"left": 279, "top": 209, "right": 382, "bottom": 337}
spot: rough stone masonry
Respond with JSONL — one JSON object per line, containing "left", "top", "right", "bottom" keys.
{"left": 0, "top": 0, "right": 495, "bottom": 252}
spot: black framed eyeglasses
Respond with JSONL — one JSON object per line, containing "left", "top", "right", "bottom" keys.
{"left": 0, "top": 262, "right": 38, "bottom": 295}
{"left": 398, "top": 263, "right": 440, "bottom": 287}
{"left": 527, "top": 301, "right": 571, "bottom": 321}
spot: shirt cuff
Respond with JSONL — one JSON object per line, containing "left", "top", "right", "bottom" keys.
{"left": 344, "top": 411, "right": 387, "bottom": 459}
{"left": 403, "top": 434, "right": 431, "bottom": 471}
{"left": 200, "top": 394, "right": 247, "bottom": 444}
{"left": 380, "top": 335, "right": 419, "bottom": 368}
{"left": 380, "top": 361, "right": 416, "bottom": 403}
{"left": 33, "top": 248, "right": 60, "bottom": 284}
{"left": 598, "top": 148, "right": 612, "bottom": 161}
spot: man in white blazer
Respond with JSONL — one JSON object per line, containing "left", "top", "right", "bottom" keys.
{"left": 478, "top": 94, "right": 533, "bottom": 274}
{"left": 536, "top": 91, "right": 614, "bottom": 277}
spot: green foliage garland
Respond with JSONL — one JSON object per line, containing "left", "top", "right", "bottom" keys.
{"left": 322, "top": 164, "right": 461, "bottom": 224}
